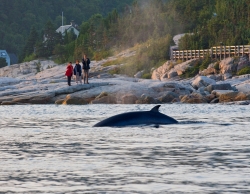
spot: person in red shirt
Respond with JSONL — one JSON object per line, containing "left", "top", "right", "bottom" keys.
{"left": 65, "top": 62, "right": 73, "bottom": 86}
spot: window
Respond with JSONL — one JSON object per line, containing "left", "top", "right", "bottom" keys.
{"left": 1, "top": 52, "right": 6, "bottom": 56}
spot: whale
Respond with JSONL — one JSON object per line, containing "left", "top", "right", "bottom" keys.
{"left": 93, "top": 105, "right": 178, "bottom": 127}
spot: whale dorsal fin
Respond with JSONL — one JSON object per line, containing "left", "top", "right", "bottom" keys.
{"left": 150, "top": 105, "right": 161, "bottom": 112}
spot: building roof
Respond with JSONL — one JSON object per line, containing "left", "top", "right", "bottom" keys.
{"left": 0, "top": 50, "right": 9, "bottom": 57}
{"left": 56, "top": 25, "right": 79, "bottom": 34}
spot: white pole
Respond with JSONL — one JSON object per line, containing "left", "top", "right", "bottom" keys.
{"left": 62, "top": 11, "right": 63, "bottom": 34}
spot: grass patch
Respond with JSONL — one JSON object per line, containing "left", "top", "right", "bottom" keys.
{"left": 142, "top": 73, "right": 152, "bottom": 79}
{"left": 108, "top": 67, "right": 121, "bottom": 75}
{"left": 102, "top": 57, "right": 129, "bottom": 67}
{"left": 199, "top": 55, "right": 211, "bottom": 71}
{"left": 237, "top": 66, "right": 250, "bottom": 75}
{"left": 214, "top": 62, "right": 220, "bottom": 71}
{"left": 115, "top": 35, "right": 172, "bottom": 77}
{"left": 180, "top": 59, "right": 202, "bottom": 78}
{"left": 93, "top": 50, "right": 113, "bottom": 61}
{"left": 23, "top": 53, "right": 37, "bottom": 62}
{"left": 35, "top": 62, "right": 42, "bottom": 73}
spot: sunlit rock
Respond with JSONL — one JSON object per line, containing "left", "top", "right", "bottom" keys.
{"left": 192, "top": 76, "right": 216, "bottom": 89}
{"left": 219, "top": 57, "right": 237, "bottom": 74}
{"left": 180, "top": 92, "right": 208, "bottom": 103}
{"left": 219, "top": 91, "right": 247, "bottom": 102}
{"left": 211, "top": 90, "right": 235, "bottom": 98}
{"left": 237, "top": 56, "right": 249, "bottom": 71}
{"left": 121, "top": 94, "right": 138, "bottom": 104}
{"left": 157, "top": 91, "right": 179, "bottom": 103}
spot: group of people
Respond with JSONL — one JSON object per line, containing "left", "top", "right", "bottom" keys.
{"left": 65, "top": 54, "right": 91, "bottom": 86}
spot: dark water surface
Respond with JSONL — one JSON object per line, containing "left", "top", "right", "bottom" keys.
{"left": 0, "top": 104, "right": 250, "bottom": 193}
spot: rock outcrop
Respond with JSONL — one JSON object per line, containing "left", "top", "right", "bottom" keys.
{"left": 1, "top": 52, "right": 250, "bottom": 106}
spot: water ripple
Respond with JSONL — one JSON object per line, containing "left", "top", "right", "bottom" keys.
{"left": 0, "top": 104, "right": 250, "bottom": 193}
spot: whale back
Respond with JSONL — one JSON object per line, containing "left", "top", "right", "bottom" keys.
{"left": 93, "top": 105, "right": 178, "bottom": 127}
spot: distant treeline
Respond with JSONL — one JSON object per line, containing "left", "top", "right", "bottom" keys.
{"left": 0, "top": 0, "right": 133, "bottom": 60}
{"left": 178, "top": 0, "right": 250, "bottom": 50}
{"left": 1, "top": 0, "right": 250, "bottom": 65}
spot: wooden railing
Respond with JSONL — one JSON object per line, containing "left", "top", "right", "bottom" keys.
{"left": 171, "top": 45, "right": 250, "bottom": 60}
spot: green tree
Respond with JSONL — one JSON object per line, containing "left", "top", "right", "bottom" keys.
{"left": 0, "top": 57, "right": 7, "bottom": 68}
{"left": 20, "top": 26, "right": 39, "bottom": 61}
{"left": 36, "top": 20, "right": 63, "bottom": 57}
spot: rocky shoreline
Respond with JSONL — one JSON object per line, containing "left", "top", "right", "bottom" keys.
{"left": 1, "top": 52, "right": 250, "bottom": 106}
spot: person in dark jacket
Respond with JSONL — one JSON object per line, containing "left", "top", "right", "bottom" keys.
{"left": 74, "top": 60, "right": 82, "bottom": 84}
{"left": 82, "top": 54, "right": 91, "bottom": 84}
{"left": 65, "top": 62, "right": 73, "bottom": 86}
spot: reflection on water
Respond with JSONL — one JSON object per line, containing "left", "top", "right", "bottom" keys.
{"left": 0, "top": 104, "right": 250, "bottom": 193}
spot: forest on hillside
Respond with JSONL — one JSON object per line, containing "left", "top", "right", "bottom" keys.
{"left": 178, "top": 0, "right": 250, "bottom": 50}
{"left": 0, "top": 0, "right": 134, "bottom": 58}
{"left": 1, "top": 0, "right": 250, "bottom": 77}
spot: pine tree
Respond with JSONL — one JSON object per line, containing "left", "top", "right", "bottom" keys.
{"left": 0, "top": 57, "right": 8, "bottom": 68}
{"left": 24, "top": 26, "right": 39, "bottom": 56}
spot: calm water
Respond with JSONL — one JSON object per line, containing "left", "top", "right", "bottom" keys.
{"left": 0, "top": 104, "right": 250, "bottom": 193}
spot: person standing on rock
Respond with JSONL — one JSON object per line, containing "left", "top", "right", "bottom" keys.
{"left": 74, "top": 60, "right": 82, "bottom": 84}
{"left": 65, "top": 62, "right": 73, "bottom": 86}
{"left": 82, "top": 54, "right": 91, "bottom": 84}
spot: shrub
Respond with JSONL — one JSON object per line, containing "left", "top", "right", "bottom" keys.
{"left": 181, "top": 59, "right": 202, "bottom": 78}
{"left": 176, "top": 59, "right": 183, "bottom": 64}
{"left": 94, "top": 50, "right": 112, "bottom": 61}
{"left": 214, "top": 62, "right": 220, "bottom": 71}
{"left": 35, "top": 62, "right": 42, "bottom": 73}
{"left": 181, "top": 66, "right": 200, "bottom": 78}
{"left": 167, "top": 61, "right": 175, "bottom": 70}
{"left": 0, "top": 58, "right": 8, "bottom": 68}
{"left": 142, "top": 73, "right": 151, "bottom": 79}
{"left": 23, "top": 53, "right": 37, "bottom": 62}
{"left": 117, "top": 35, "right": 172, "bottom": 77}
{"left": 102, "top": 57, "right": 129, "bottom": 67}
{"left": 237, "top": 66, "right": 250, "bottom": 75}
{"left": 109, "top": 67, "right": 121, "bottom": 75}
{"left": 199, "top": 55, "right": 211, "bottom": 71}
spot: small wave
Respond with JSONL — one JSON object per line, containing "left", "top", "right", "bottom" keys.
{"left": 215, "top": 123, "right": 233, "bottom": 126}
{"left": 178, "top": 121, "right": 234, "bottom": 126}
{"left": 178, "top": 121, "right": 206, "bottom": 125}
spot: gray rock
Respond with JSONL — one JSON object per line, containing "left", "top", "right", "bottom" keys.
{"left": 197, "top": 87, "right": 206, "bottom": 95}
{"left": 206, "top": 83, "right": 233, "bottom": 93}
{"left": 235, "top": 101, "right": 249, "bottom": 105}
{"left": 223, "top": 73, "right": 232, "bottom": 80}
{"left": 237, "top": 56, "right": 249, "bottom": 71}
{"left": 91, "top": 95, "right": 117, "bottom": 104}
{"left": 206, "top": 75, "right": 217, "bottom": 80}
{"left": 157, "top": 92, "right": 179, "bottom": 103}
{"left": 219, "top": 57, "right": 237, "bottom": 74}
{"left": 211, "top": 90, "right": 235, "bottom": 98}
{"left": 210, "top": 98, "right": 219, "bottom": 103}
{"left": 192, "top": 76, "right": 216, "bottom": 89}
{"left": 136, "top": 94, "right": 158, "bottom": 104}
{"left": 97, "top": 73, "right": 115, "bottom": 79}
{"left": 236, "top": 83, "right": 250, "bottom": 93}
{"left": 168, "top": 69, "right": 178, "bottom": 78}
{"left": 1, "top": 101, "right": 18, "bottom": 105}
{"left": 121, "top": 94, "right": 138, "bottom": 104}
{"left": 134, "top": 71, "right": 144, "bottom": 78}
